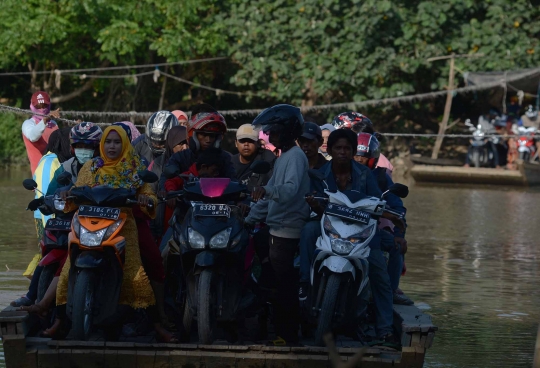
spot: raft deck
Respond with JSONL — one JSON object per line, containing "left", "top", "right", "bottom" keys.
{"left": 410, "top": 160, "right": 540, "bottom": 186}
{"left": 1, "top": 305, "right": 436, "bottom": 368}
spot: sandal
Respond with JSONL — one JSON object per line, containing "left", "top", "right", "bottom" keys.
{"left": 41, "top": 318, "right": 69, "bottom": 339}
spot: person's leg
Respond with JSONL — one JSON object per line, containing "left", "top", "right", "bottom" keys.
{"left": 380, "top": 231, "right": 401, "bottom": 291}
{"left": 299, "top": 220, "right": 321, "bottom": 284}
{"left": 269, "top": 235, "right": 299, "bottom": 343}
{"left": 367, "top": 246, "right": 394, "bottom": 338}
{"left": 26, "top": 265, "right": 44, "bottom": 301}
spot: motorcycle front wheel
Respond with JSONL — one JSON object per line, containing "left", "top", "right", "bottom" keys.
{"left": 472, "top": 150, "right": 481, "bottom": 168}
{"left": 198, "top": 269, "right": 217, "bottom": 344}
{"left": 314, "top": 273, "right": 341, "bottom": 346}
{"left": 71, "top": 269, "right": 96, "bottom": 341}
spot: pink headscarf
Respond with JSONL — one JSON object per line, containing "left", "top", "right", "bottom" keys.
{"left": 30, "top": 103, "right": 51, "bottom": 125}
{"left": 119, "top": 121, "right": 141, "bottom": 141}
{"left": 172, "top": 110, "right": 188, "bottom": 125}
{"left": 259, "top": 131, "right": 280, "bottom": 157}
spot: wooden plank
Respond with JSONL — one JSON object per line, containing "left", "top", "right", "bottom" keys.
{"left": 266, "top": 353, "right": 299, "bottom": 368}
{"left": 7, "top": 323, "right": 17, "bottom": 335}
{"left": 136, "top": 350, "right": 156, "bottom": 368}
{"left": 154, "top": 351, "right": 171, "bottom": 368}
{"left": 419, "top": 334, "right": 427, "bottom": 347}
{"left": 103, "top": 350, "right": 119, "bottom": 368}
{"left": 198, "top": 344, "right": 231, "bottom": 351}
{"left": 70, "top": 349, "right": 105, "bottom": 368}
{"left": 410, "top": 333, "right": 421, "bottom": 347}
{"left": 116, "top": 350, "right": 137, "bottom": 368}
{"left": 200, "top": 351, "right": 236, "bottom": 368}
{"left": 235, "top": 353, "right": 266, "bottom": 368}
{"left": 37, "top": 348, "right": 59, "bottom": 368}
{"left": 57, "top": 349, "right": 72, "bottom": 368}
{"left": 3, "top": 334, "right": 32, "bottom": 368}
{"left": 296, "top": 354, "right": 329, "bottom": 368}
{"left": 425, "top": 332, "right": 435, "bottom": 349}
{"left": 262, "top": 346, "right": 292, "bottom": 353}
{"left": 401, "top": 332, "right": 412, "bottom": 347}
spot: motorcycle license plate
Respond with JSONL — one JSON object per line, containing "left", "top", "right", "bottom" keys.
{"left": 45, "top": 219, "right": 72, "bottom": 231}
{"left": 193, "top": 204, "right": 231, "bottom": 218}
{"left": 325, "top": 204, "right": 370, "bottom": 224}
{"left": 78, "top": 205, "right": 120, "bottom": 220}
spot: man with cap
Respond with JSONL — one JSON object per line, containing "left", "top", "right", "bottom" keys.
{"left": 297, "top": 122, "right": 328, "bottom": 169}
{"left": 22, "top": 91, "right": 61, "bottom": 173}
{"left": 232, "top": 124, "right": 276, "bottom": 191}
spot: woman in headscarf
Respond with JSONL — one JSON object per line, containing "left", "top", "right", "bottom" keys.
{"left": 172, "top": 110, "right": 188, "bottom": 127}
{"left": 55, "top": 126, "right": 175, "bottom": 341}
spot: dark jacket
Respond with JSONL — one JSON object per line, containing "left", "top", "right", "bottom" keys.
{"left": 372, "top": 167, "right": 407, "bottom": 238}
{"left": 312, "top": 153, "right": 328, "bottom": 170}
{"left": 133, "top": 134, "right": 156, "bottom": 166}
{"left": 160, "top": 137, "right": 236, "bottom": 189}
{"left": 231, "top": 149, "right": 276, "bottom": 191}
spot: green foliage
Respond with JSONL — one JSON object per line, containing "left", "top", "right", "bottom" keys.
{"left": 0, "top": 114, "right": 27, "bottom": 164}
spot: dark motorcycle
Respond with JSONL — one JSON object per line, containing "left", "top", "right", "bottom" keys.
{"left": 465, "top": 119, "right": 498, "bottom": 168}
{"left": 164, "top": 161, "right": 270, "bottom": 344}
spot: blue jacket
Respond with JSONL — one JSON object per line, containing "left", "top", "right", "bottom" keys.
{"left": 372, "top": 167, "right": 407, "bottom": 238}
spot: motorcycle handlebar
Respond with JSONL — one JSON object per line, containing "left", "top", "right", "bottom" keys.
{"left": 126, "top": 198, "right": 154, "bottom": 208}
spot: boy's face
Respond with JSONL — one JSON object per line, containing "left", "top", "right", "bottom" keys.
{"left": 199, "top": 164, "right": 220, "bottom": 178}
{"left": 354, "top": 156, "right": 369, "bottom": 166}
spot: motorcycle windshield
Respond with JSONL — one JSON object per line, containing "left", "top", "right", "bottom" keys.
{"left": 199, "top": 178, "right": 231, "bottom": 198}
{"left": 71, "top": 186, "right": 134, "bottom": 206}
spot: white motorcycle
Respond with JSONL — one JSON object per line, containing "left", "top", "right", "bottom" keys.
{"left": 307, "top": 170, "right": 408, "bottom": 346}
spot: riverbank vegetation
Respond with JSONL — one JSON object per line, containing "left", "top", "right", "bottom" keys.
{"left": 1, "top": 0, "right": 539, "bottom": 163}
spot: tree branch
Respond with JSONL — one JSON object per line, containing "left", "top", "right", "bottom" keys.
{"left": 50, "top": 78, "right": 95, "bottom": 103}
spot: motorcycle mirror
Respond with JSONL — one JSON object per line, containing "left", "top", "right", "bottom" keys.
{"left": 388, "top": 183, "right": 409, "bottom": 198}
{"left": 163, "top": 165, "right": 181, "bottom": 179}
{"left": 138, "top": 170, "right": 159, "bottom": 183}
{"left": 250, "top": 160, "right": 271, "bottom": 175}
{"left": 57, "top": 172, "right": 73, "bottom": 186}
{"left": 23, "top": 179, "right": 38, "bottom": 191}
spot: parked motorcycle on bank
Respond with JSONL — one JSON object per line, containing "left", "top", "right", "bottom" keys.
{"left": 307, "top": 170, "right": 408, "bottom": 346}
{"left": 516, "top": 126, "right": 537, "bottom": 162}
{"left": 465, "top": 119, "right": 499, "bottom": 168}
{"left": 60, "top": 171, "right": 157, "bottom": 340}
{"left": 163, "top": 161, "right": 270, "bottom": 344}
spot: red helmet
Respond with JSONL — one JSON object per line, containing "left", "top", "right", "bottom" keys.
{"left": 188, "top": 112, "right": 227, "bottom": 138}
{"left": 355, "top": 133, "right": 380, "bottom": 169}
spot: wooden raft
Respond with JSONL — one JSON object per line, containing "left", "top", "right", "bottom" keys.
{"left": 1, "top": 305, "right": 436, "bottom": 368}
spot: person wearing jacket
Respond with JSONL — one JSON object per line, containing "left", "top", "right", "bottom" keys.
{"left": 132, "top": 111, "right": 179, "bottom": 164}
{"left": 302, "top": 129, "right": 402, "bottom": 342}
{"left": 355, "top": 133, "right": 412, "bottom": 305}
{"left": 245, "top": 105, "right": 310, "bottom": 345}
{"left": 162, "top": 104, "right": 236, "bottom": 189}
{"left": 22, "top": 91, "right": 61, "bottom": 173}
{"left": 231, "top": 124, "right": 276, "bottom": 191}
{"left": 297, "top": 122, "right": 328, "bottom": 170}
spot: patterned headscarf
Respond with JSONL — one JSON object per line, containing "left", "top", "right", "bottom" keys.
{"left": 331, "top": 112, "right": 372, "bottom": 130}
{"left": 90, "top": 126, "right": 147, "bottom": 189}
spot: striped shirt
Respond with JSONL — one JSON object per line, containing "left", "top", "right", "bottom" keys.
{"left": 33, "top": 152, "right": 61, "bottom": 222}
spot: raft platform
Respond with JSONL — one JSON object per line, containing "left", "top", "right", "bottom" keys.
{"left": 410, "top": 160, "right": 540, "bottom": 186}
{"left": 1, "top": 305, "right": 436, "bottom": 368}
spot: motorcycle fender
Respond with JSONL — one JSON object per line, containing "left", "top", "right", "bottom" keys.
{"left": 319, "top": 256, "right": 356, "bottom": 280}
{"left": 194, "top": 251, "right": 221, "bottom": 268}
{"left": 39, "top": 249, "right": 67, "bottom": 267}
{"left": 75, "top": 251, "right": 104, "bottom": 268}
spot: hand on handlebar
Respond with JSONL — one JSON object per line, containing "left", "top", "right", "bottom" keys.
{"left": 59, "top": 189, "right": 72, "bottom": 201}
{"left": 382, "top": 212, "right": 405, "bottom": 231}
{"left": 251, "top": 186, "right": 266, "bottom": 202}
{"left": 27, "top": 197, "right": 44, "bottom": 211}
{"left": 138, "top": 194, "right": 154, "bottom": 208}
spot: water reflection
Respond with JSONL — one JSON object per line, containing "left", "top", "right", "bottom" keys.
{"left": 403, "top": 185, "right": 539, "bottom": 367}
{"left": 0, "top": 173, "right": 538, "bottom": 367}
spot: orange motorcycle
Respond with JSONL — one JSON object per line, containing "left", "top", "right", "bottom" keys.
{"left": 64, "top": 171, "right": 157, "bottom": 340}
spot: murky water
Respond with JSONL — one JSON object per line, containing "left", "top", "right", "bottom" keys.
{"left": 0, "top": 169, "right": 538, "bottom": 367}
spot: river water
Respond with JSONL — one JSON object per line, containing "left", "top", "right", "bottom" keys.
{"left": 0, "top": 169, "right": 538, "bottom": 367}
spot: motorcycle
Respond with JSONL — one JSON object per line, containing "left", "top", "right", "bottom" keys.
{"left": 307, "top": 170, "right": 408, "bottom": 346}
{"left": 516, "top": 126, "right": 537, "bottom": 162}
{"left": 465, "top": 119, "right": 498, "bottom": 168}
{"left": 163, "top": 161, "right": 270, "bottom": 344}
{"left": 22, "top": 173, "right": 74, "bottom": 303}
{"left": 62, "top": 170, "right": 157, "bottom": 340}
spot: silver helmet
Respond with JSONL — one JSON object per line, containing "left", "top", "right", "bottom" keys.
{"left": 146, "top": 111, "right": 179, "bottom": 155}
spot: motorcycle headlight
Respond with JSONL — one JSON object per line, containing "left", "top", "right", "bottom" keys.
{"left": 330, "top": 238, "right": 355, "bottom": 255}
{"left": 188, "top": 228, "right": 205, "bottom": 249}
{"left": 348, "top": 225, "right": 375, "bottom": 244}
{"left": 104, "top": 219, "right": 123, "bottom": 240}
{"left": 80, "top": 227, "right": 107, "bottom": 247}
{"left": 323, "top": 216, "right": 340, "bottom": 239}
{"left": 209, "top": 227, "right": 232, "bottom": 249}
{"left": 72, "top": 214, "right": 81, "bottom": 237}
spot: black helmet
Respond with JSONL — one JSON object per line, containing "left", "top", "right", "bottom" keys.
{"left": 252, "top": 104, "right": 304, "bottom": 146}
{"left": 146, "top": 111, "right": 179, "bottom": 155}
